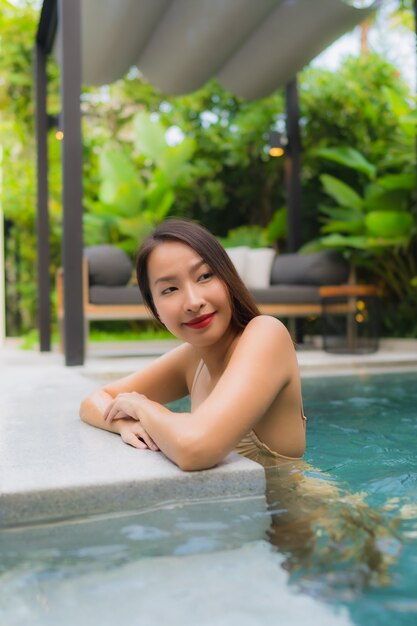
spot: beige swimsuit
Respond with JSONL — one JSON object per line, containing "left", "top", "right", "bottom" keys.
{"left": 190, "top": 360, "right": 306, "bottom": 467}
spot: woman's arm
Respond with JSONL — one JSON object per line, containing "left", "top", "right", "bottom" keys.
{"left": 105, "top": 316, "right": 300, "bottom": 470}
{"left": 79, "top": 390, "right": 158, "bottom": 449}
{"left": 79, "top": 342, "right": 197, "bottom": 436}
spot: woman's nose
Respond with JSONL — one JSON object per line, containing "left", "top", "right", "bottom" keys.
{"left": 183, "top": 284, "right": 204, "bottom": 312}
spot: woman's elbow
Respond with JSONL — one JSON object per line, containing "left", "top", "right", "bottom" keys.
{"left": 79, "top": 395, "right": 91, "bottom": 422}
{"left": 177, "top": 453, "right": 217, "bottom": 472}
{"left": 79, "top": 392, "right": 101, "bottom": 424}
{"left": 175, "top": 433, "right": 221, "bottom": 472}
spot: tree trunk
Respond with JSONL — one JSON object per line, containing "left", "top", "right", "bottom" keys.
{"left": 360, "top": 18, "right": 371, "bottom": 55}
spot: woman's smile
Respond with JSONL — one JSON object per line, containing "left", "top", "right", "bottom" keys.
{"left": 183, "top": 312, "right": 216, "bottom": 329}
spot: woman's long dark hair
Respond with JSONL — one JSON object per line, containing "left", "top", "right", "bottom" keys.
{"left": 136, "top": 219, "right": 260, "bottom": 331}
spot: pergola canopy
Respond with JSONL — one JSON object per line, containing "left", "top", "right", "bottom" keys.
{"left": 56, "top": 0, "right": 377, "bottom": 98}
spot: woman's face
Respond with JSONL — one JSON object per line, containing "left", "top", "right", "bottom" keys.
{"left": 147, "top": 241, "right": 233, "bottom": 346}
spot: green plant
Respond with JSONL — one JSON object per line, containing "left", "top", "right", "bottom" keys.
{"left": 220, "top": 207, "right": 287, "bottom": 248}
{"left": 219, "top": 225, "right": 269, "bottom": 248}
{"left": 84, "top": 111, "right": 196, "bottom": 255}
{"left": 303, "top": 145, "right": 417, "bottom": 335}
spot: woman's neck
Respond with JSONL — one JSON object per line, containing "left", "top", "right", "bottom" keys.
{"left": 195, "top": 325, "right": 241, "bottom": 380}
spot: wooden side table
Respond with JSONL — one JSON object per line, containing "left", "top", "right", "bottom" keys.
{"left": 319, "top": 284, "right": 379, "bottom": 354}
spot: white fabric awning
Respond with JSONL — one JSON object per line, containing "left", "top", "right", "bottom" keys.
{"left": 55, "top": 0, "right": 378, "bottom": 99}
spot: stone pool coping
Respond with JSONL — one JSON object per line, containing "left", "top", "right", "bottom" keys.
{"left": 2, "top": 338, "right": 416, "bottom": 529}
{"left": 0, "top": 346, "right": 264, "bottom": 529}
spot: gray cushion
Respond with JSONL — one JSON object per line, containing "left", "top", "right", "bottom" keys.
{"left": 84, "top": 245, "right": 133, "bottom": 286}
{"left": 249, "top": 285, "right": 321, "bottom": 305}
{"left": 270, "top": 251, "right": 349, "bottom": 286}
{"left": 89, "top": 285, "right": 144, "bottom": 305}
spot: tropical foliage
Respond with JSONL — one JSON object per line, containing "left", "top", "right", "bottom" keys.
{"left": 301, "top": 77, "right": 417, "bottom": 335}
{"left": 1, "top": 0, "right": 416, "bottom": 337}
{"left": 303, "top": 145, "right": 417, "bottom": 333}
{"left": 84, "top": 111, "right": 197, "bottom": 255}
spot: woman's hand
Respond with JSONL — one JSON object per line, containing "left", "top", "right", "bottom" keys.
{"left": 104, "top": 391, "right": 145, "bottom": 423}
{"left": 104, "top": 392, "right": 159, "bottom": 451}
{"left": 117, "top": 419, "right": 159, "bottom": 451}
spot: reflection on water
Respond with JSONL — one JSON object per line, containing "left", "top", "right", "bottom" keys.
{"left": 264, "top": 461, "right": 402, "bottom": 601}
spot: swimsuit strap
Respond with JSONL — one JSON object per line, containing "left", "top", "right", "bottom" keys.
{"left": 190, "top": 359, "right": 205, "bottom": 396}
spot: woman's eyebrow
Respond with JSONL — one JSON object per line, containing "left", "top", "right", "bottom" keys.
{"left": 153, "top": 259, "right": 206, "bottom": 286}
{"left": 154, "top": 274, "right": 176, "bottom": 285}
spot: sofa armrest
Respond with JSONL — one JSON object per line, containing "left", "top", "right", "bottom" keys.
{"left": 319, "top": 284, "right": 378, "bottom": 298}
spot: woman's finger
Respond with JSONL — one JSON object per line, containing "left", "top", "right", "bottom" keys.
{"left": 132, "top": 421, "right": 158, "bottom": 450}
{"left": 105, "top": 406, "right": 117, "bottom": 423}
{"left": 112, "top": 409, "right": 129, "bottom": 422}
{"left": 103, "top": 400, "right": 114, "bottom": 421}
{"left": 104, "top": 400, "right": 122, "bottom": 422}
{"left": 106, "top": 404, "right": 126, "bottom": 423}
{"left": 140, "top": 430, "right": 159, "bottom": 451}
{"left": 122, "top": 432, "right": 147, "bottom": 449}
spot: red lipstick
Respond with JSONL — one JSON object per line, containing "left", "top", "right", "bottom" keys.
{"left": 184, "top": 313, "right": 215, "bottom": 329}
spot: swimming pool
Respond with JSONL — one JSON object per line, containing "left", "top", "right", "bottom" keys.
{"left": 1, "top": 371, "right": 416, "bottom": 625}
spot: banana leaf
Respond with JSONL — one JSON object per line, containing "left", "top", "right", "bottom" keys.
{"left": 145, "top": 184, "right": 175, "bottom": 222}
{"left": 133, "top": 111, "right": 168, "bottom": 164}
{"left": 99, "top": 149, "right": 143, "bottom": 215}
{"left": 266, "top": 207, "right": 287, "bottom": 242}
{"left": 319, "top": 204, "right": 363, "bottom": 221}
{"left": 321, "top": 219, "right": 365, "bottom": 235}
{"left": 365, "top": 211, "right": 415, "bottom": 238}
{"left": 382, "top": 86, "right": 412, "bottom": 117}
{"left": 320, "top": 174, "right": 363, "bottom": 211}
{"left": 363, "top": 189, "right": 409, "bottom": 213}
{"left": 316, "top": 146, "right": 376, "bottom": 178}
{"left": 158, "top": 138, "right": 196, "bottom": 185}
{"left": 319, "top": 234, "right": 370, "bottom": 250}
{"left": 376, "top": 172, "right": 416, "bottom": 191}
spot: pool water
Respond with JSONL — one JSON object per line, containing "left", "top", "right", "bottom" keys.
{"left": 1, "top": 371, "right": 417, "bottom": 625}
{"left": 299, "top": 370, "right": 417, "bottom": 625}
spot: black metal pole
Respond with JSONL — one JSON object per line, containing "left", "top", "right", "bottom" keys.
{"left": 58, "top": 0, "right": 85, "bottom": 365}
{"left": 34, "top": 42, "right": 51, "bottom": 351}
{"left": 285, "top": 77, "right": 302, "bottom": 253}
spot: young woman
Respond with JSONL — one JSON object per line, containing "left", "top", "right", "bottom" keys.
{"left": 79, "top": 218, "right": 306, "bottom": 470}
{"left": 80, "top": 219, "right": 399, "bottom": 584}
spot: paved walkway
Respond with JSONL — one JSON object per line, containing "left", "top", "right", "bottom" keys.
{"left": 1, "top": 338, "right": 416, "bottom": 528}
{"left": 80, "top": 337, "right": 417, "bottom": 378}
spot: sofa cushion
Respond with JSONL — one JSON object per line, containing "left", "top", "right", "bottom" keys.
{"left": 225, "top": 246, "right": 249, "bottom": 280}
{"left": 249, "top": 285, "right": 321, "bottom": 305}
{"left": 84, "top": 245, "right": 133, "bottom": 286}
{"left": 270, "top": 251, "right": 349, "bottom": 286}
{"left": 89, "top": 285, "right": 144, "bottom": 305}
{"left": 245, "top": 248, "right": 276, "bottom": 288}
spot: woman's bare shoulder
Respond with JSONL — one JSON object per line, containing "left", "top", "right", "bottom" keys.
{"left": 242, "top": 315, "right": 293, "bottom": 346}
{"left": 228, "top": 315, "right": 296, "bottom": 381}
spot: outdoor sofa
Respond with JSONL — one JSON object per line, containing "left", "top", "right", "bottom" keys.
{"left": 56, "top": 244, "right": 351, "bottom": 348}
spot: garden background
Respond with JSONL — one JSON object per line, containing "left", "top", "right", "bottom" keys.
{"left": 1, "top": 0, "right": 416, "bottom": 342}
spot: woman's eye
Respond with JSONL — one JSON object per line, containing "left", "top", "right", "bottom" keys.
{"left": 161, "top": 286, "right": 177, "bottom": 296}
{"left": 198, "top": 272, "right": 213, "bottom": 282}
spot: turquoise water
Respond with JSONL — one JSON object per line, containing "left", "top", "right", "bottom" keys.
{"left": 1, "top": 371, "right": 416, "bottom": 625}
{"left": 299, "top": 371, "right": 417, "bottom": 625}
